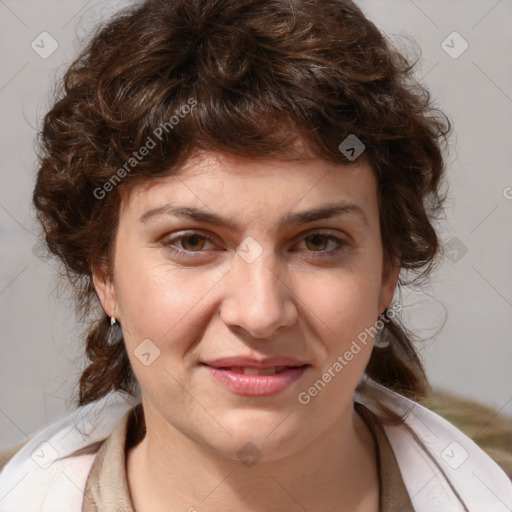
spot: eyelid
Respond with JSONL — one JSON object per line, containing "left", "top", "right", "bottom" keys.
{"left": 161, "top": 229, "right": 350, "bottom": 259}
{"left": 162, "top": 229, "right": 218, "bottom": 251}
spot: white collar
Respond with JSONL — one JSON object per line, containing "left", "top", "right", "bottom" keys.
{"left": 356, "top": 378, "right": 512, "bottom": 511}
{"left": 1, "top": 380, "right": 511, "bottom": 511}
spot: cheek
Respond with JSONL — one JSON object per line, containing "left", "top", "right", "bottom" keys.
{"left": 305, "top": 266, "right": 383, "bottom": 371}
{"left": 293, "top": 276, "right": 380, "bottom": 419}
{"left": 314, "top": 262, "right": 382, "bottom": 326}
{"left": 115, "top": 267, "right": 215, "bottom": 395}
{"left": 114, "top": 256, "right": 223, "bottom": 347}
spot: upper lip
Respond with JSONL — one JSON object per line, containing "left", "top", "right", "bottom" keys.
{"left": 201, "top": 356, "right": 309, "bottom": 369}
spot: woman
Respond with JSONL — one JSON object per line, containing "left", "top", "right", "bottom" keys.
{"left": 0, "top": 0, "right": 510, "bottom": 510}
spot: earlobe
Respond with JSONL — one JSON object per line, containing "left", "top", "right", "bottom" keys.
{"left": 379, "top": 261, "right": 400, "bottom": 312}
{"left": 91, "top": 267, "right": 117, "bottom": 318}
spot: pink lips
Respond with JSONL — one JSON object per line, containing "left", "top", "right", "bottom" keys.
{"left": 200, "top": 356, "right": 309, "bottom": 396}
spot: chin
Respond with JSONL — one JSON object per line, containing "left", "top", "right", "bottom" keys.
{"left": 202, "top": 414, "right": 314, "bottom": 464}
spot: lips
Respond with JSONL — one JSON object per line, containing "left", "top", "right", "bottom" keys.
{"left": 201, "top": 356, "right": 308, "bottom": 369}
{"left": 226, "top": 366, "right": 290, "bottom": 375}
{"left": 200, "top": 356, "right": 310, "bottom": 396}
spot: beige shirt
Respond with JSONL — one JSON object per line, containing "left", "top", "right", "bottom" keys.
{"left": 82, "top": 402, "right": 414, "bottom": 511}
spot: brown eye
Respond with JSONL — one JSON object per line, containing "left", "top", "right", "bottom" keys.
{"left": 162, "top": 231, "right": 216, "bottom": 260}
{"left": 179, "top": 234, "right": 207, "bottom": 252}
{"left": 304, "top": 234, "right": 330, "bottom": 252}
{"left": 295, "top": 232, "right": 348, "bottom": 258}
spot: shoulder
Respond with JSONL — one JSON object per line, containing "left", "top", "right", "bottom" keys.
{"left": 0, "top": 393, "right": 138, "bottom": 512}
{"left": 0, "top": 439, "right": 30, "bottom": 472}
{"left": 357, "top": 379, "right": 512, "bottom": 512}
{"left": 0, "top": 449, "right": 98, "bottom": 512}
{"left": 420, "top": 389, "right": 512, "bottom": 479}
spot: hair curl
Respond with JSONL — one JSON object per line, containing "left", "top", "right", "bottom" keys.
{"left": 32, "top": 0, "right": 451, "bottom": 416}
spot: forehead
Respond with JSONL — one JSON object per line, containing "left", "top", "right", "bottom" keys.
{"left": 119, "top": 151, "right": 379, "bottom": 226}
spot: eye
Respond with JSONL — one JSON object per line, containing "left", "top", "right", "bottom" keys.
{"left": 163, "top": 231, "right": 217, "bottom": 259}
{"left": 161, "top": 230, "right": 349, "bottom": 261}
{"left": 294, "top": 232, "right": 348, "bottom": 258}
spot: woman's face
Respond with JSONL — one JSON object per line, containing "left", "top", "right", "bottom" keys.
{"left": 94, "top": 150, "right": 398, "bottom": 462}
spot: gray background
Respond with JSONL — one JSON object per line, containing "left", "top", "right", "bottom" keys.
{"left": 1, "top": 0, "right": 511, "bottom": 448}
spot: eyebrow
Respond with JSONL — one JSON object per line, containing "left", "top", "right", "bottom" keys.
{"left": 139, "top": 200, "right": 369, "bottom": 229}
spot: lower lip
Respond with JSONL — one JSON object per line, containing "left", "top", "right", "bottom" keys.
{"left": 202, "top": 365, "right": 309, "bottom": 396}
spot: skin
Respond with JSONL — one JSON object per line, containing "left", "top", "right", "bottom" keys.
{"left": 93, "top": 149, "right": 400, "bottom": 512}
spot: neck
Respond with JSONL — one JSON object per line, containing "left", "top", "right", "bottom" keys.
{"left": 126, "top": 402, "right": 379, "bottom": 512}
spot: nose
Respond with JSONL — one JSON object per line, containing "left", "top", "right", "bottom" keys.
{"left": 219, "top": 251, "right": 298, "bottom": 340}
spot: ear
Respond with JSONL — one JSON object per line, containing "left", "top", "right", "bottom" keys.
{"left": 92, "top": 265, "right": 117, "bottom": 318}
{"left": 378, "top": 260, "right": 400, "bottom": 313}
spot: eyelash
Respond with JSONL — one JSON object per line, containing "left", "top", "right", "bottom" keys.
{"left": 162, "top": 230, "right": 349, "bottom": 260}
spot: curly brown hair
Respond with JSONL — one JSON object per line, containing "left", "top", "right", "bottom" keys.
{"left": 32, "top": 0, "right": 451, "bottom": 413}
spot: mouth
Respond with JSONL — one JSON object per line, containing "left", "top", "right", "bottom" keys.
{"left": 217, "top": 365, "right": 297, "bottom": 375}
{"left": 199, "top": 362, "right": 310, "bottom": 396}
